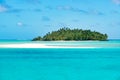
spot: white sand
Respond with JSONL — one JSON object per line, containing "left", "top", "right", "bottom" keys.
{"left": 0, "top": 43, "right": 96, "bottom": 48}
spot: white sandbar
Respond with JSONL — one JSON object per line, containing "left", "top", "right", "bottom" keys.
{"left": 0, "top": 43, "right": 96, "bottom": 48}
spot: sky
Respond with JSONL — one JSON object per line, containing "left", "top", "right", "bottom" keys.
{"left": 0, "top": 0, "right": 120, "bottom": 40}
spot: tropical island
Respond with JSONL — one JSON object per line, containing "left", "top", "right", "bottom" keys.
{"left": 32, "top": 27, "right": 108, "bottom": 41}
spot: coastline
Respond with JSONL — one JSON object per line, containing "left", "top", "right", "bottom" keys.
{"left": 0, "top": 43, "right": 96, "bottom": 48}
{"left": 0, "top": 40, "right": 120, "bottom": 48}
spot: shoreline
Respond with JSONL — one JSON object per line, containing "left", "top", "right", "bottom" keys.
{"left": 0, "top": 43, "right": 96, "bottom": 48}
{"left": 0, "top": 41, "right": 119, "bottom": 48}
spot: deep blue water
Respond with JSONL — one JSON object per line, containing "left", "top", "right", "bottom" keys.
{"left": 0, "top": 48, "right": 120, "bottom": 80}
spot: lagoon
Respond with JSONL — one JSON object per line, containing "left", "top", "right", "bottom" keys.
{"left": 0, "top": 41, "right": 120, "bottom": 80}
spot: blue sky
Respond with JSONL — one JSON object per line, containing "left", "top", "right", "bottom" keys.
{"left": 0, "top": 0, "right": 120, "bottom": 40}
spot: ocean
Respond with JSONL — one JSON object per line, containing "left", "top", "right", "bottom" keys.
{"left": 0, "top": 41, "right": 120, "bottom": 80}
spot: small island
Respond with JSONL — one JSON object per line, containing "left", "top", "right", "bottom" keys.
{"left": 32, "top": 27, "right": 108, "bottom": 41}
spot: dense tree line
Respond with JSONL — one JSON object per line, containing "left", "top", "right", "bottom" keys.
{"left": 32, "top": 27, "right": 108, "bottom": 41}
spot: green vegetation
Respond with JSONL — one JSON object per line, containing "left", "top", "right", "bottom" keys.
{"left": 32, "top": 27, "right": 108, "bottom": 41}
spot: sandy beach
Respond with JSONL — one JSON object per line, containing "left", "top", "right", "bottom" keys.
{"left": 0, "top": 43, "right": 96, "bottom": 48}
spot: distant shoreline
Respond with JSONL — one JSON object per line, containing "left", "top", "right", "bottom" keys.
{"left": 0, "top": 43, "right": 96, "bottom": 48}
{"left": 0, "top": 40, "right": 120, "bottom": 48}
{"left": 0, "top": 39, "right": 120, "bottom": 41}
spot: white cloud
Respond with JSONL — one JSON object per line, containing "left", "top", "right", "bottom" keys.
{"left": 17, "top": 22, "right": 23, "bottom": 26}
{"left": 0, "top": 5, "right": 7, "bottom": 12}
{"left": 113, "top": 0, "right": 120, "bottom": 5}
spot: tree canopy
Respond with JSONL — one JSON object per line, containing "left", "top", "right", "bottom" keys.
{"left": 32, "top": 27, "right": 108, "bottom": 41}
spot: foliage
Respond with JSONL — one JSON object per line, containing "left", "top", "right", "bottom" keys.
{"left": 32, "top": 27, "right": 108, "bottom": 41}
{"left": 32, "top": 36, "right": 42, "bottom": 41}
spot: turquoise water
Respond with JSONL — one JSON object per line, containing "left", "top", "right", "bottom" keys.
{"left": 0, "top": 41, "right": 120, "bottom": 80}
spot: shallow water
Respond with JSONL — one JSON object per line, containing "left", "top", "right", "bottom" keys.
{"left": 0, "top": 41, "right": 120, "bottom": 80}
{"left": 0, "top": 40, "right": 120, "bottom": 48}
